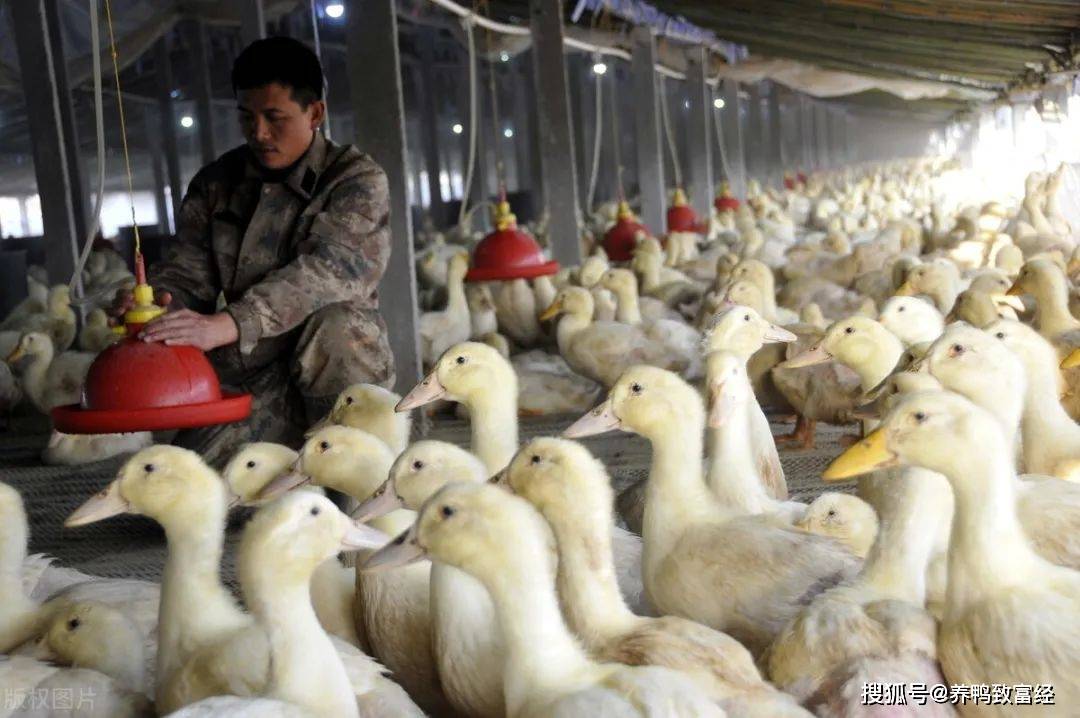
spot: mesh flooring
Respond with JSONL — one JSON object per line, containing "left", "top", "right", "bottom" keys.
{"left": 0, "top": 416, "right": 858, "bottom": 585}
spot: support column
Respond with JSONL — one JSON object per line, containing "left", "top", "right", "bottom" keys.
{"left": 525, "top": 48, "right": 545, "bottom": 210}
{"left": 529, "top": 0, "right": 581, "bottom": 266}
{"left": 186, "top": 20, "right": 217, "bottom": 165}
{"left": 418, "top": 33, "right": 445, "bottom": 224}
{"left": 155, "top": 38, "right": 184, "bottom": 225}
{"left": 719, "top": 79, "right": 746, "bottom": 197}
{"left": 145, "top": 107, "right": 171, "bottom": 234}
{"left": 10, "top": 0, "right": 84, "bottom": 285}
{"left": 347, "top": 0, "right": 422, "bottom": 394}
{"left": 685, "top": 47, "right": 712, "bottom": 221}
{"left": 238, "top": 0, "right": 265, "bottom": 47}
{"left": 631, "top": 27, "right": 665, "bottom": 233}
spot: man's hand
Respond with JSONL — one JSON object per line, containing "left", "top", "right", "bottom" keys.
{"left": 110, "top": 288, "right": 173, "bottom": 320}
{"left": 139, "top": 311, "right": 239, "bottom": 352}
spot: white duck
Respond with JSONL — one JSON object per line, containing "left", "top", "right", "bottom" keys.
{"left": 565, "top": 366, "right": 859, "bottom": 657}
{"left": 305, "top": 383, "right": 412, "bottom": 453}
{"left": 364, "top": 482, "right": 724, "bottom": 718}
{"left": 878, "top": 296, "right": 944, "bottom": 349}
{"left": 794, "top": 492, "right": 879, "bottom": 558}
{"left": 420, "top": 251, "right": 471, "bottom": 366}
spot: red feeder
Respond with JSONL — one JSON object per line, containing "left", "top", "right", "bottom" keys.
{"left": 783, "top": 172, "right": 797, "bottom": 190}
{"left": 713, "top": 182, "right": 740, "bottom": 212}
{"left": 52, "top": 266, "right": 252, "bottom": 434}
{"left": 603, "top": 201, "right": 650, "bottom": 262}
{"left": 666, "top": 188, "right": 701, "bottom": 233}
{"left": 465, "top": 197, "right": 559, "bottom": 282}
{"left": 797, "top": 171, "right": 808, "bottom": 185}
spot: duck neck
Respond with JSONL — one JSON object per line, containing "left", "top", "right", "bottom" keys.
{"left": 860, "top": 468, "right": 946, "bottom": 605}
{"left": 943, "top": 448, "right": 1040, "bottom": 609}
{"left": 930, "top": 283, "right": 959, "bottom": 314}
{"left": 247, "top": 572, "right": 358, "bottom": 718}
{"left": 546, "top": 501, "right": 638, "bottom": 645}
{"left": 21, "top": 349, "right": 51, "bottom": 413}
{"left": 483, "top": 542, "right": 593, "bottom": 714}
{"left": 0, "top": 502, "right": 37, "bottom": 651}
{"left": 1031, "top": 273, "right": 1079, "bottom": 337}
{"left": 638, "top": 261, "right": 660, "bottom": 293}
{"left": 611, "top": 284, "right": 643, "bottom": 325}
{"left": 1021, "top": 365, "right": 1080, "bottom": 470}
{"left": 446, "top": 267, "right": 468, "bottom": 317}
{"left": 643, "top": 415, "right": 722, "bottom": 565}
{"left": 854, "top": 333, "right": 904, "bottom": 392}
{"left": 469, "top": 382, "right": 519, "bottom": 474}
{"left": 706, "top": 402, "right": 771, "bottom": 515}
{"left": 556, "top": 310, "right": 590, "bottom": 355}
{"left": 157, "top": 500, "right": 246, "bottom": 679}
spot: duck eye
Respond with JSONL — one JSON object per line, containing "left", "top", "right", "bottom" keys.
{"left": 530, "top": 454, "right": 541, "bottom": 464}
{"left": 844, "top": 327, "right": 854, "bottom": 334}
{"left": 951, "top": 344, "right": 964, "bottom": 355}
{"left": 144, "top": 464, "right": 154, "bottom": 473}
{"left": 455, "top": 356, "right": 467, "bottom": 365}
{"left": 827, "top": 509, "right": 837, "bottom": 517}
{"left": 319, "top": 441, "right": 330, "bottom": 451}
{"left": 310, "top": 506, "right": 320, "bottom": 516}
{"left": 995, "top": 332, "right": 1005, "bottom": 339}
{"left": 412, "top": 460, "right": 424, "bottom": 470}
{"left": 67, "top": 617, "right": 81, "bottom": 631}
{"left": 898, "top": 306, "right": 905, "bottom": 312}
{"left": 743, "top": 314, "right": 750, "bottom": 321}
{"left": 630, "top": 382, "right": 643, "bottom": 394}
{"left": 913, "top": 411, "right": 927, "bottom": 423}
{"left": 345, "top": 397, "right": 354, "bottom": 405}
{"left": 441, "top": 505, "right": 455, "bottom": 518}
{"left": 246, "top": 460, "right": 256, "bottom": 469}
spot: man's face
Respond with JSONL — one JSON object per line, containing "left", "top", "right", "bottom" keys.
{"left": 237, "top": 82, "right": 325, "bottom": 170}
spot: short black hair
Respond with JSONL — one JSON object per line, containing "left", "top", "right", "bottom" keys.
{"left": 232, "top": 36, "right": 324, "bottom": 107}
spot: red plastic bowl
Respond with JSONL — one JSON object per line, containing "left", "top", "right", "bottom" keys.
{"left": 466, "top": 227, "right": 559, "bottom": 282}
{"left": 667, "top": 203, "right": 701, "bottom": 234}
{"left": 715, "top": 196, "right": 740, "bottom": 212}
{"left": 51, "top": 335, "right": 252, "bottom": 434}
{"left": 603, "top": 217, "right": 649, "bottom": 262}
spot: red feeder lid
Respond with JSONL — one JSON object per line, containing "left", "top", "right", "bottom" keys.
{"left": 51, "top": 282, "right": 252, "bottom": 434}
{"left": 465, "top": 198, "right": 558, "bottom": 282}
{"left": 783, "top": 172, "right": 797, "bottom": 190}
{"left": 667, "top": 188, "right": 702, "bottom": 234}
{"left": 603, "top": 201, "right": 649, "bottom": 262}
{"left": 797, "top": 171, "right": 808, "bottom": 185}
{"left": 714, "top": 182, "right": 740, "bottom": 212}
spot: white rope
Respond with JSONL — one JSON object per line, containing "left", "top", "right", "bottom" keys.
{"left": 310, "top": 0, "right": 331, "bottom": 140}
{"left": 659, "top": 75, "right": 682, "bottom": 188}
{"left": 457, "top": 18, "right": 479, "bottom": 229}
{"left": 711, "top": 84, "right": 734, "bottom": 184}
{"left": 586, "top": 58, "right": 604, "bottom": 211}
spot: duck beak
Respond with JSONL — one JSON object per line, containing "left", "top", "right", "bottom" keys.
{"left": 397, "top": 371, "right": 447, "bottom": 411}
{"left": 779, "top": 343, "right": 832, "bottom": 369}
{"left": 350, "top": 478, "right": 405, "bottom": 523}
{"left": 65, "top": 480, "right": 130, "bottom": 527}
{"left": 539, "top": 298, "right": 563, "bottom": 322}
{"left": 993, "top": 294, "right": 1025, "bottom": 312}
{"left": 30, "top": 635, "right": 58, "bottom": 662}
{"left": 1006, "top": 281, "right": 1025, "bottom": 297}
{"left": 362, "top": 525, "right": 425, "bottom": 571}
{"left": 1062, "top": 348, "right": 1080, "bottom": 370}
{"left": 257, "top": 463, "right": 311, "bottom": 501}
{"left": 822, "top": 428, "right": 897, "bottom": 480}
{"left": 488, "top": 467, "right": 509, "bottom": 486}
{"left": 763, "top": 324, "right": 797, "bottom": 343}
{"left": 5, "top": 346, "right": 25, "bottom": 364}
{"left": 225, "top": 491, "right": 243, "bottom": 510}
{"left": 906, "top": 357, "right": 928, "bottom": 374}
{"left": 563, "top": 400, "right": 621, "bottom": 438}
{"left": 894, "top": 281, "right": 917, "bottom": 296}
{"left": 707, "top": 381, "right": 738, "bottom": 428}
{"left": 340, "top": 522, "right": 392, "bottom": 552}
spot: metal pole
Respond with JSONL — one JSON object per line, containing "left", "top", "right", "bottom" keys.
{"left": 768, "top": 84, "right": 784, "bottom": 183}
{"left": 418, "top": 31, "right": 445, "bottom": 224}
{"left": 145, "top": 107, "right": 171, "bottom": 234}
{"left": 528, "top": 0, "right": 582, "bottom": 267}
{"left": 239, "top": 0, "right": 266, "bottom": 47}
{"left": 187, "top": 20, "right": 217, "bottom": 164}
{"left": 720, "top": 79, "right": 746, "bottom": 197}
{"left": 631, "top": 27, "right": 665, "bottom": 233}
{"left": 685, "top": 46, "right": 712, "bottom": 221}
{"left": 10, "top": 0, "right": 83, "bottom": 285}
{"left": 346, "top": 0, "right": 422, "bottom": 395}
{"left": 155, "top": 37, "right": 184, "bottom": 225}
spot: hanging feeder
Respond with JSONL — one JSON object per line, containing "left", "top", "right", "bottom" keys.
{"left": 714, "top": 181, "right": 740, "bottom": 212}
{"left": 667, "top": 187, "right": 701, "bottom": 233}
{"left": 797, "top": 171, "right": 808, "bottom": 185}
{"left": 603, "top": 200, "right": 650, "bottom": 262}
{"left": 783, "top": 172, "right": 797, "bottom": 190}
{"left": 52, "top": 259, "right": 252, "bottom": 434}
{"left": 465, "top": 195, "right": 559, "bottom": 282}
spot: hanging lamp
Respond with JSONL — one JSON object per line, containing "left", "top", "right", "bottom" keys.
{"left": 713, "top": 181, "right": 740, "bottom": 212}
{"left": 603, "top": 200, "right": 649, "bottom": 262}
{"left": 52, "top": 0, "right": 251, "bottom": 434}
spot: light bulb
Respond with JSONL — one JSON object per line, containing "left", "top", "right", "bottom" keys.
{"left": 451, "top": 123, "right": 464, "bottom": 135}
{"left": 500, "top": 52, "right": 510, "bottom": 62}
{"left": 713, "top": 97, "right": 725, "bottom": 109}
{"left": 503, "top": 127, "right": 514, "bottom": 138}
{"left": 592, "top": 62, "right": 607, "bottom": 76}
{"left": 179, "top": 115, "right": 194, "bottom": 128}
{"left": 325, "top": 3, "right": 344, "bottom": 19}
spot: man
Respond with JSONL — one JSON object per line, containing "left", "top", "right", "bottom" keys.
{"left": 118, "top": 37, "right": 394, "bottom": 465}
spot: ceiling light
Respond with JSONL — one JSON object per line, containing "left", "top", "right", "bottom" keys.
{"left": 713, "top": 97, "right": 725, "bottom": 109}
{"left": 500, "top": 52, "right": 510, "bottom": 62}
{"left": 451, "top": 123, "right": 464, "bottom": 135}
{"left": 592, "top": 62, "right": 607, "bottom": 76}
{"left": 325, "top": 3, "right": 344, "bottom": 19}
{"left": 179, "top": 115, "right": 194, "bottom": 128}
{"left": 503, "top": 127, "right": 514, "bottom": 138}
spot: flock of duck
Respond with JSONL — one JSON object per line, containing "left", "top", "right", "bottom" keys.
{"left": 3, "top": 157, "right": 1080, "bottom": 716}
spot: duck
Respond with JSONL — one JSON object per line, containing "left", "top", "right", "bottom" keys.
{"left": 257, "top": 426, "right": 451, "bottom": 715}
{"left": 491, "top": 279, "right": 543, "bottom": 348}
{"left": 467, "top": 284, "right": 499, "bottom": 340}
{"left": 40, "top": 429, "right": 153, "bottom": 467}
{"left": 63, "top": 446, "right": 415, "bottom": 715}
{"left": 766, "top": 467, "right": 952, "bottom": 714}
{"left": 305, "top": 383, "right": 412, "bottom": 453}
{"left": 79, "top": 308, "right": 122, "bottom": 353}
{"left": 1008, "top": 257, "right": 1080, "bottom": 349}
{"left": 1, "top": 482, "right": 48, "bottom": 653}
{"left": 598, "top": 268, "right": 685, "bottom": 324}
{"left": 565, "top": 366, "right": 859, "bottom": 657}
{"left": 6, "top": 331, "right": 94, "bottom": 412}
{"left": 728, "top": 259, "right": 799, "bottom": 323}
{"left": 781, "top": 316, "right": 906, "bottom": 397}
{"left": 237, "top": 491, "right": 409, "bottom": 718}
{"left": 877, "top": 296, "right": 944, "bottom": 349}
{"left": 631, "top": 248, "right": 703, "bottom": 311}
{"left": 0, "top": 272, "right": 48, "bottom": 332}
{"left": 19, "top": 285, "right": 78, "bottom": 352}
{"left": 396, "top": 341, "right": 648, "bottom": 614}
{"left": 794, "top": 492, "right": 879, "bottom": 558}
{"left": 497, "top": 437, "right": 811, "bottom": 716}
{"left": 894, "top": 260, "right": 963, "bottom": 314}
{"left": 539, "top": 288, "right": 701, "bottom": 386}
{"left": 823, "top": 391, "right": 1080, "bottom": 713}
{"left": 597, "top": 269, "right": 703, "bottom": 366}
{"left": 352, "top": 441, "right": 507, "bottom": 717}
{"left": 0, "top": 654, "right": 154, "bottom": 717}
{"left": 364, "top": 482, "right": 725, "bottom": 718}
{"left": 419, "top": 250, "right": 471, "bottom": 366}
{"left": 945, "top": 289, "right": 1010, "bottom": 328}
{"left": 701, "top": 304, "right": 796, "bottom": 500}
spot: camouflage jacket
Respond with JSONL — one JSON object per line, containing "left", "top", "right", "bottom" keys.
{"left": 151, "top": 132, "right": 391, "bottom": 356}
